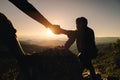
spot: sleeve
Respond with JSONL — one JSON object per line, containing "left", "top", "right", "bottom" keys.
{"left": 9, "top": 0, "right": 52, "bottom": 28}
{"left": 64, "top": 31, "right": 76, "bottom": 49}
{"left": 91, "top": 29, "right": 95, "bottom": 44}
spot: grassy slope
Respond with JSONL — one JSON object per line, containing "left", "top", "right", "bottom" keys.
{"left": 0, "top": 39, "right": 120, "bottom": 79}
{"left": 93, "top": 43, "right": 120, "bottom": 78}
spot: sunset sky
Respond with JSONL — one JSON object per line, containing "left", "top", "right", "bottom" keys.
{"left": 0, "top": 0, "right": 120, "bottom": 40}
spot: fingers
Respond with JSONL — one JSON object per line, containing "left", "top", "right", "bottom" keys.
{"left": 50, "top": 25, "right": 63, "bottom": 34}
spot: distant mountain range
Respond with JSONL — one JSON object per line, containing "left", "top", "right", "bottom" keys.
{"left": 20, "top": 37, "right": 120, "bottom": 47}
{"left": 20, "top": 39, "right": 66, "bottom": 47}
{"left": 95, "top": 37, "right": 120, "bottom": 44}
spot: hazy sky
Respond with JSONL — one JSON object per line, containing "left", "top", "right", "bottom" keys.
{"left": 0, "top": 0, "right": 120, "bottom": 40}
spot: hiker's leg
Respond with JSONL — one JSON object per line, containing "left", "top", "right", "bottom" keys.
{"left": 86, "top": 60, "right": 96, "bottom": 80}
{"left": 79, "top": 58, "right": 86, "bottom": 80}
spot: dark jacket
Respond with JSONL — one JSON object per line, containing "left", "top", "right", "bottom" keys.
{"left": 65, "top": 26, "right": 98, "bottom": 59}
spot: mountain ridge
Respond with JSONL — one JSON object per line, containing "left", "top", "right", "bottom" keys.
{"left": 19, "top": 37, "right": 120, "bottom": 47}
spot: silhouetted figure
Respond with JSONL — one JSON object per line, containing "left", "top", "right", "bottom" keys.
{"left": 0, "top": 12, "right": 32, "bottom": 80}
{"left": 52, "top": 17, "right": 98, "bottom": 80}
{"left": 0, "top": 12, "right": 25, "bottom": 57}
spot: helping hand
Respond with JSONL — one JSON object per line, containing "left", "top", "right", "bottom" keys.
{"left": 50, "top": 25, "right": 63, "bottom": 34}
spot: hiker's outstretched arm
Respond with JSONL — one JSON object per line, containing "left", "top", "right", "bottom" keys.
{"left": 51, "top": 25, "right": 76, "bottom": 49}
{"left": 64, "top": 31, "right": 76, "bottom": 49}
{"left": 65, "top": 37, "right": 75, "bottom": 49}
{"left": 9, "top": 0, "right": 52, "bottom": 28}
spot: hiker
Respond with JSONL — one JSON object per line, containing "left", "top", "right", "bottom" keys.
{"left": 0, "top": 12, "right": 25, "bottom": 57}
{"left": 0, "top": 12, "right": 32, "bottom": 80}
{"left": 52, "top": 17, "right": 98, "bottom": 79}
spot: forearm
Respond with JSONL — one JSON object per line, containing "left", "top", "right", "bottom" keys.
{"left": 9, "top": 0, "right": 52, "bottom": 28}
{"left": 59, "top": 28, "right": 75, "bottom": 36}
{"left": 60, "top": 28, "right": 69, "bottom": 35}
{"left": 64, "top": 38, "right": 75, "bottom": 49}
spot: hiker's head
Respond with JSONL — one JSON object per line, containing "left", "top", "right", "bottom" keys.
{"left": 0, "top": 12, "right": 5, "bottom": 20}
{"left": 76, "top": 17, "right": 88, "bottom": 29}
{"left": 0, "top": 12, "right": 8, "bottom": 22}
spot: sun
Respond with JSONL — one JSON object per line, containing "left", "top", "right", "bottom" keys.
{"left": 46, "top": 28, "right": 54, "bottom": 36}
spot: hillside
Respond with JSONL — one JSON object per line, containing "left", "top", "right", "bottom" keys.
{"left": 0, "top": 48, "right": 82, "bottom": 80}
{"left": 0, "top": 37, "right": 120, "bottom": 80}
{"left": 93, "top": 40, "right": 120, "bottom": 78}
{"left": 20, "top": 38, "right": 120, "bottom": 79}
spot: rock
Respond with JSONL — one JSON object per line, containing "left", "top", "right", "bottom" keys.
{"left": 17, "top": 48, "right": 82, "bottom": 80}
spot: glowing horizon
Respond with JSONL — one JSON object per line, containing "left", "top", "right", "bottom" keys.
{"left": 0, "top": 0, "right": 120, "bottom": 41}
